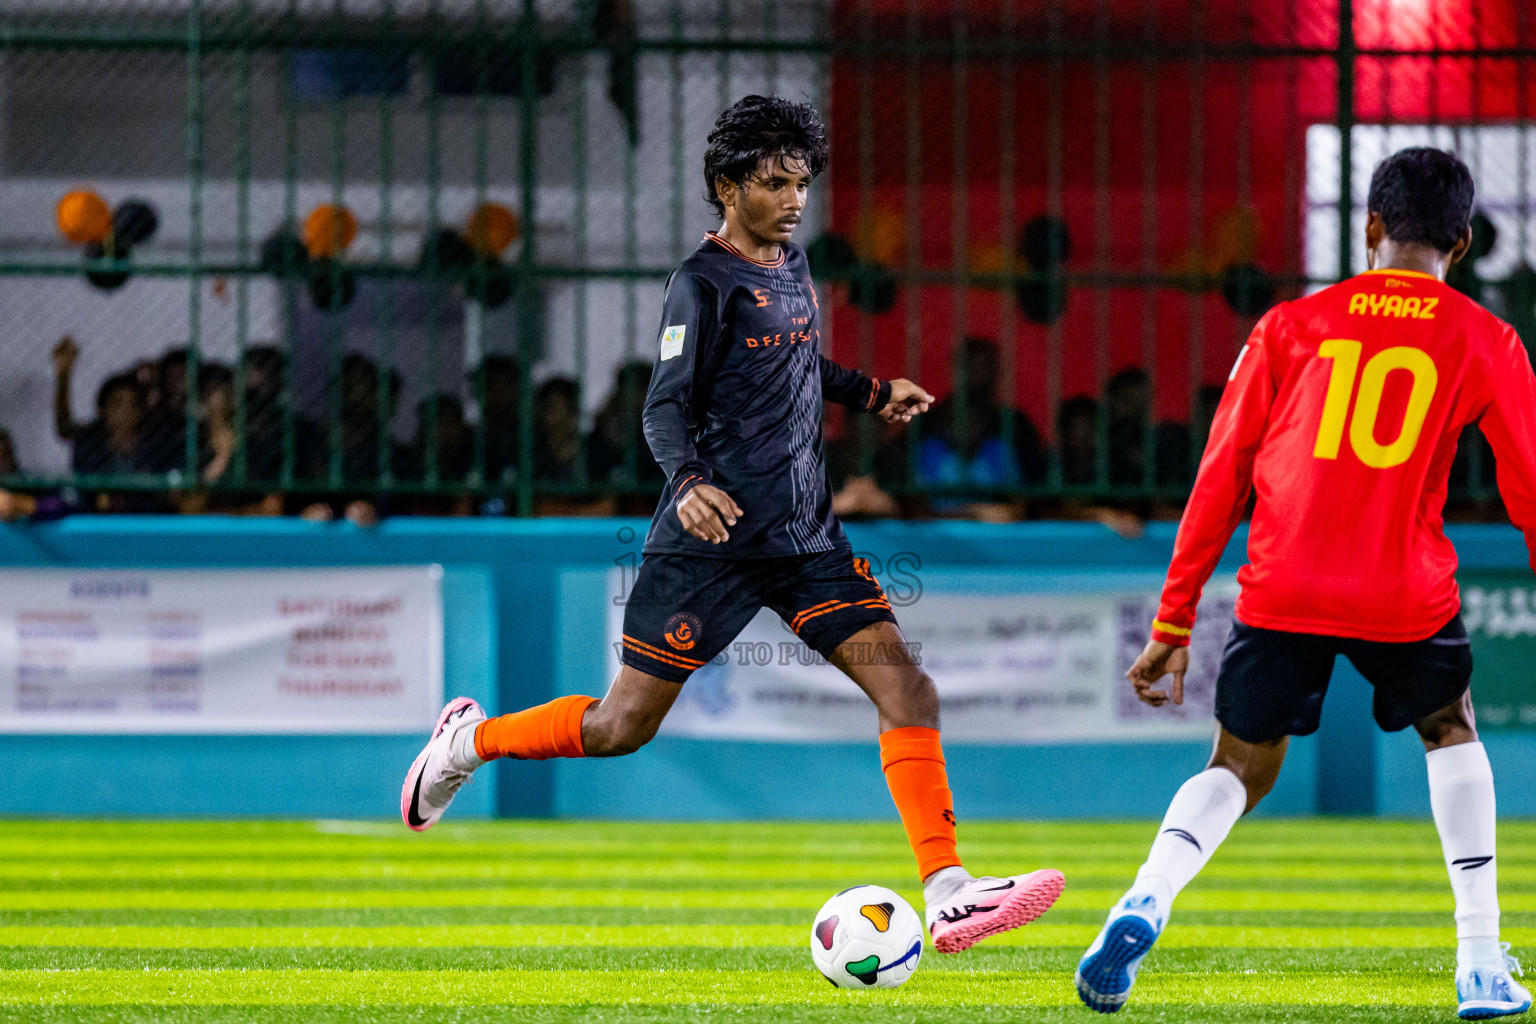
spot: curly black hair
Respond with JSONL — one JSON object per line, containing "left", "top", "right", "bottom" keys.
{"left": 1367, "top": 147, "right": 1475, "bottom": 254}
{"left": 703, "top": 95, "right": 829, "bottom": 219}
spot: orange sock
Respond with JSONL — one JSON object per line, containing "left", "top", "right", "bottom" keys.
{"left": 474, "top": 695, "right": 598, "bottom": 761}
{"left": 879, "top": 726, "right": 962, "bottom": 880}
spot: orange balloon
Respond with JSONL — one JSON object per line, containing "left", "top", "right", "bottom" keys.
{"left": 56, "top": 190, "right": 112, "bottom": 245}
{"left": 303, "top": 204, "right": 358, "bottom": 259}
{"left": 467, "top": 203, "right": 520, "bottom": 256}
{"left": 854, "top": 205, "right": 906, "bottom": 268}
{"left": 967, "top": 243, "right": 1009, "bottom": 288}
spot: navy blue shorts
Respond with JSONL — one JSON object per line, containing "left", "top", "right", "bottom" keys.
{"left": 1214, "top": 614, "right": 1473, "bottom": 744}
{"left": 619, "top": 549, "right": 898, "bottom": 683}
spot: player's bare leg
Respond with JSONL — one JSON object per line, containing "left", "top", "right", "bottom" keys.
{"left": 1078, "top": 726, "right": 1281, "bottom": 1012}
{"left": 828, "top": 621, "right": 1065, "bottom": 953}
{"left": 579, "top": 667, "right": 685, "bottom": 756}
{"left": 402, "top": 667, "right": 680, "bottom": 830}
{"left": 1417, "top": 692, "right": 1530, "bottom": 1020}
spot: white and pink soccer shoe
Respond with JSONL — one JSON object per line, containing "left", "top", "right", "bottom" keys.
{"left": 926, "top": 869, "right": 1066, "bottom": 954}
{"left": 401, "top": 697, "right": 486, "bottom": 832}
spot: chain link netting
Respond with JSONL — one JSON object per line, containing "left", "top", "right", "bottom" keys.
{"left": 0, "top": 0, "right": 1528, "bottom": 519}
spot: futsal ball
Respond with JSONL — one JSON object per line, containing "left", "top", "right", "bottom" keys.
{"left": 809, "top": 885, "right": 923, "bottom": 989}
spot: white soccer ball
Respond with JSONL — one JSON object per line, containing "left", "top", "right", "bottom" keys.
{"left": 809, "top": 884, "right": 924, "bottom": 989}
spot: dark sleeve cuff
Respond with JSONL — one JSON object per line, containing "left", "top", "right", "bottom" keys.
{"left": 865, "top": 378, "right": 893, "bottom": 414}
{"left": 672, "top": 466, "right": 712, "bottom": 500}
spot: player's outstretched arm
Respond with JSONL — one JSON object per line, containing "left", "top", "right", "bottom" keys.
{"left": 676, "top": 484, "right": 743, "bottom": 545}
{"left": 1142, "top": 311, "right": 1280, "bottom": 662}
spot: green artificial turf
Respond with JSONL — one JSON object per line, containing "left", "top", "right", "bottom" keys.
{"left": 1, "top": 818, "right": 1531, "bottom": 1022}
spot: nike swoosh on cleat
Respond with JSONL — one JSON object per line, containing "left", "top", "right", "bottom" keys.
{"left": 980, "top": 881, "right": 1017, "bottom": 892}
{"left": 407, "top": 769, "right": 429, "bottom": 828}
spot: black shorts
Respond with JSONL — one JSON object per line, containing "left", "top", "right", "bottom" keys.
{"left": 619, "top": 549, "right": 898, "bottom": 683}
{"left": 1215, "top": 614, "right": 1473, "bottom": 744}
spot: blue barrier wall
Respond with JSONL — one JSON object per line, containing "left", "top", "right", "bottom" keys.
{"left": 0, "top": 516, "right": 1531, "bottom": 819}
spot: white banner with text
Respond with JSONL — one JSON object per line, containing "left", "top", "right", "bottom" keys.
{"left": 607, "top": 569, "right": 1234, "bottom": 744}
{"left": 0, "top": 567, "right": 443, "bottom": 734}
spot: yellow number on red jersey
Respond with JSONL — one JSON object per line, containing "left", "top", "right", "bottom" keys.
{"left": 1314, "top": 340, "right": 1438, "bottom": 469}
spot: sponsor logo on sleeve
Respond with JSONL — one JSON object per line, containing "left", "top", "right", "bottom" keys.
{"left": 660, "top": 325, "right": 687, "bottom": 360}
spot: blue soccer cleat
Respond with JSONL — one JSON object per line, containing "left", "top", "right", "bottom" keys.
{"left": 1458, "top": 944, "right": 1531, "bottom": 1020}
{"left": 1075, "top": 891, "right": 1164, "bottom": 1014}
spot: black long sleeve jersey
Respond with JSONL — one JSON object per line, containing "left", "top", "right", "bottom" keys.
{"left": 641, "top": 233, "right": 893, "bottom": 558}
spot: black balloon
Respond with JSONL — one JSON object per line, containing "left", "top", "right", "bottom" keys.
{"left": 112, "top": 199, "right": 160, "bottom": 248}
{"left": 806, "top": 233, "right": 857, "bottom": 278}
{"left": 465, "top": 257, "right": 515, "bottom": 309}
{"left": 1221, "top": 262, "right": 1277, "bottom": 317}
{"left": 259, "top": 229, "right": 310, "bottom": 277}
{"left": 1468, "top": 211, "right": 1497, "bottom": 262}
{"left": 306, "top": 259, "right": 358, "bottom": 310}
{"left": 419, "top": 227, "right": 477, "bottom": 280}
{"left": 1015, "top": 276, "right": 1068, "bottom": 325}
{"left": 1020, "top": 216, "right": 1073, "bottom": 270}
{"left": 83, "top": 237, "right": 131, "bottom": 291}
{"left": 848, "top": 261, "right": 898, "bottom": 315}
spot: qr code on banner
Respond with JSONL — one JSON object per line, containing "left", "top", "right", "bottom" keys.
{"left": 1111, "top": 595, "right": 1234, "bottom": 724}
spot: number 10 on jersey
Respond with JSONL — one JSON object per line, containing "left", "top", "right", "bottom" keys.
{"left": 1314, "top": 340, "right": 1439, "bottom": 469}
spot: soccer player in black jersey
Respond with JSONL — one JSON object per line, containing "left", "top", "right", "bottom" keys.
{"left": 402, "top": 95, "right": 1064, "bottom": 953}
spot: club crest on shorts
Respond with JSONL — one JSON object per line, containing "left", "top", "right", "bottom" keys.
{"left": 664, "top": 612, "right": 702, "bottom": 651}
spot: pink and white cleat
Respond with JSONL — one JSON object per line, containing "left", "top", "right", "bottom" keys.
{"left": 400, "top": 697, "right": 486, "bottom": 831}
{"left": 926, "top": 869, "right": 1066, "bottom": 953}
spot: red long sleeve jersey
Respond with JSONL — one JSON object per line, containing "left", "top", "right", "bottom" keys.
{"left": 1151, "top": 268, "right": 1536, "bottom": 648}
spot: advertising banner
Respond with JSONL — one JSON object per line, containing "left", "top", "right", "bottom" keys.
{"left": 1459, "top": 570, "right": 1536, "bottom": 732}
{"left": 0, "top": 567, "right": 443, "bottom": 734}
{"left": 607, "top": 568, "right": 1234, "bottom": 744}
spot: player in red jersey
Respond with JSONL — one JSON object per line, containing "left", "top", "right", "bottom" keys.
{"left": 1076, "top": 148, "right": 1535, "bottom": 1019}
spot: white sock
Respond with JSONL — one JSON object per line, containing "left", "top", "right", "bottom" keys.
{"left": 1426, "top": 742, "right": 1500, "bottom": 969}
{"left": 1132, "top": 767, "right": 1248, "bottom": 915}
{"left": 923, "top": 865, "right": 973, "bottom": 906}
{"left": 450, "top": 721, "right": 485, "bottom": 771}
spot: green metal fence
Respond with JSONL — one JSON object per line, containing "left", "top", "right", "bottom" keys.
{"left": 0, "top": 1, "right": 1526, "bottom": 518}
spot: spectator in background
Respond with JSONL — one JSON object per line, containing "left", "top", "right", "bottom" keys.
{"left": 1057, "top": 395, "right": 1100, "bottom": 486}
{"left": 175, "top": 362, "right": 286, "bottom": 516}
{"left": 587, "top": 361, "right": 665, "bottom": 489}
{"left": 238, "top": 345, "right": 324, "bottom": 486}
{"left": 534, "top": 377, "right": 581, "bottom": 484}
{"left": 472, "top": 355, "right": 523, "bottom": 486}
{"left": 0, "top": 429, "right": 70, "bottom": 522}
{"left": 0, "top": 430, "right": 17, "bottom": 480}
{"left": 139, "top": 347, "right": 191, "bottom": 473}
{"left": 72, "top": 374, "right": 157, "bottom": 476}
{"left": 1450, "top": 426, "right": 1499, "bottom": 500}
{"left": 917, "top": 337, "right": 1048, "bottom": 493}
{"left": 407, "top": 394, "right": 476, "bottom": 516}
{"left": 197, "top": 363, "right": 238, "bottom": 485}
{"left": 1105, "top": 366, "right": 1151, "bottom": 487}
{"left": 51, "top": 336, "right": 83, "bottom": 444}
{"left": 70, "top": 373, "right": 174, "bottom": 512}
{"left": 834, "top": 337, "right": 1046, "bottom": 521}
{"left": 53, "top": 338, "right": 195, "bottom": 475}
{"left": 333, "top": 352, "right": 415, "bottom": 484}
{"left": 412, "top": 394, "right": 474, "bottom": 485}
{"left": 299, "top": 353, "right": 415, "bottom": 526}
{"left": 1153, "top": 384, "right": 1225, "bottom": 490}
